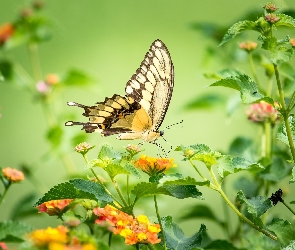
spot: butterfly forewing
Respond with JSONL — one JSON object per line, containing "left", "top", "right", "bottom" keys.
{"left": 125, "top": 39, "right": 174, "bottom": 131}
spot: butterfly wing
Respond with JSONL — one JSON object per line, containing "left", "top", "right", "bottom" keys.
{"left": 125, "top": 39, "right": 174, "bottom": 131}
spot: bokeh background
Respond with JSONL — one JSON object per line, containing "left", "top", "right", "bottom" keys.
{"left": 0, "top": 0, "right": 295, "bottom": 245}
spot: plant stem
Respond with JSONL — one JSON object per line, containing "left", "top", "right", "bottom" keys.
{"left": 248, "top": 52, "right": 260, "bottom": 91}
{"left": 273, "top": 63, "right": 295, "bottom": 161}
{"left": 263, "top": 122, "right": 272, "bottom": 158}
{"left": 28, "top": 43, "right": 43, "bottom": 81}
{"left": 112, "top": 179, "right": 128, "bottom": 207}
{"left": 154, "top": 195, "right": 167, "bottom": 250}
{"left": 208, "top": 167, "right": 278, "bottom": 241}
{"left": 0, "top": 184, "right": 10, "bottom": 205}
{"left": 126, "top": 175, "right": 130, "bottom": 205}
{"left": 266, "top": 76, "right": 273, "bottom": 97}
{"left": 189, "top": 159, "right": 207, "bottom": 180}
{"left": 282, "top": 200, "right": 295, "bottom": 215}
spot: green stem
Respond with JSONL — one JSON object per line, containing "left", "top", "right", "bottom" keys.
{"left": 208, "top": 167, "right": 278, "bottom": 241}
{"left": 0, "top": 184, "right": 10, "bottom": 205}
{"left": 112, "top": 179, "right": 128, "bottom": 208}
{"left": 127, "top": 175, "right": 130, "bottom": 205}
{"left": 263, "top": 122, "right": 272, "bottom": 158}
{"left": 248, "top": 52, "right": 260, "bottom": 91}
{"left": 189, "top": 159, "right": 207, "bottom": 180}
{"left": 28, "top": 43, "right": 43, "bottom": 81}
{"left": 273, "top": 63, "right": 295, "bottom": 161}
{"left": 154, "top": 195, "right": 167, "bottom": 250}
{"left": 282, "top": 200, "right": 295, "bottom": 215}
{"left": 266, "top": 76, "right": 273, "bottom": 97}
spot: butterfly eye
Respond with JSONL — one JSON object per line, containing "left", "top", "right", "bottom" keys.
{"left": 160, "top": 131, "right": 164, "bottom": 136}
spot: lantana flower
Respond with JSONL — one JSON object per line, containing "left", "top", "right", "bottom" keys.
{"left": 2, "top": 167, "right": 24, "bottom": 182}
{"left": 93, "top": 205, "right": 161, "bottom": 245}
{"left": 28, "top": 226, "right": 68, "bottom": 247}
{"left": 290, "top": 38, "right": 295, "bottom": 47}
{"left": 0, "top": 242, "right": 7, "bottom": 250}
{"left": 36, "top": 199, "right": 73, "bottom": 216}
{"left": 264, "top": 13, "right": 280, "bottom": 24}
{"left": 0, "top": 23, "right": 14, "bottom": 45}
{"left": 125, "top": 144, "right": 142, "bottom": 156}
{"left": 45, "top": 73, "right": 60, "bottom": 85}
{"left": 246, "top": 101, "right": 280, "bottom": 125}
{"left": 239, "top": 41, "right": 257, "bottom": 52}
{"left": 75, "top": 142, "right": 94, "bottom": 155}
{"left": 134, "top": 155, "right": 176, "bottom": 175}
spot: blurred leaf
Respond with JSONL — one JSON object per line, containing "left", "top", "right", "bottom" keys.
{"left": 190, "top": 22, "right": 226, "bottom": 42}
{"left": 10, "top": 193, "right": 38, "bottom": 220}
{"left": 63, "top": 69, "right": 93, "bottom": 86}
{"left": 161, "top": 216, "right": 205, "bottom": 250}
{"left": 267, "top": 218, "right": 295, "bottom": 246}
{"left": 0, "top": 221, "right": 33, "bottom": 242}
{"left": 226, "top": 94, "right": 241, "bottom": 117}
{"left": 0, "top": 60, "right": 13, "bottom": 81}
{"left": 258, "top": 156, "right": 292, "bottom": 182}
{"left": 184, "top": 93, "right": 226, "bottom": 110}
{"left": 34, "top": 179, "right": 113, "bottom": 206}
{"left": 237, "top": 190, "right": 271, "bottom": 218}
{"left": 47, "top": 125, "right": 63, "bottom": 147}
{"left": 280, "top": 63, "right": 295, "bottom": 82}
{"left": 210, "top": 74, "right": 272, "bottom": 104}
{"left": 276, "top": 14, "right": 295, "bottom": 28}
{"left": 229, "top": 136, "right": 255, "bottom": 160}
{"left": 217, "top": 156, "right": 263, "bottom": 179}
{"left": 219, "top": 20, "right": 257, "bottom": 46}
{"left": 204, "top": 240, "right": 244, "bottom": 250}
{"left": 270, "top": 46, "right": 294, "bottom": 64}
{"left": 277, "top": 114, "right": 295, "bottom": 145}
{"left": 233, "top": 176, "right": 259, "bottom": 197}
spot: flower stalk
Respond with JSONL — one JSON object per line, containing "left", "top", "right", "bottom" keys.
{"left": 154, "top": 195, "right": 167, "bottom": 250}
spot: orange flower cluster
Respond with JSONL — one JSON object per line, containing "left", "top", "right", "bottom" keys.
{"left": 28, "top": 226, "right": 97, "bottom": 250}
{"left": 2, "top": 167, "right": 24, "bottom": 182}
{"left": 246, "top": 101, "right": 280, "bottom": 124}
{"left": 36, "top": 199, "right": 73, "bottom": 216}
{"left": 134, "top": 155, "right": 176, "bottom": 175}
{"left": 93, "top": 205, "right": 161, "bottom": 245}
{"left": 239, "top": 41, "right": 257, "bottom": 52}
{"left": 290, "top": 38, "right": 295, "bottom": 47}
{"left": 0, "top": 23, "right": 14, "bottom": 45}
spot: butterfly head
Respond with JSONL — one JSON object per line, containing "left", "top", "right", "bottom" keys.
{"left": 159, "top": 130, "right": 164, "bottom": 136}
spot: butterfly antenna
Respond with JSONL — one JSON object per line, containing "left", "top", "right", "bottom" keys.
{"left": 154, "top": 141, "right": 167, "bottom": 158}
{"left": 165, "top": 119, "right": 184, "bottom": 130}
{"left": 162, "top": 137, "right": 172, "bottom": 154}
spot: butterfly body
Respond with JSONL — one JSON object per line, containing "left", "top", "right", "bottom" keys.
{"left": 66, "top": 39, "right": 174, "bottom": 144}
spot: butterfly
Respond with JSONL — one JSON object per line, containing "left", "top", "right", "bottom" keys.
{"left": 65, "top": 39, "right": 174, "bottom": 144}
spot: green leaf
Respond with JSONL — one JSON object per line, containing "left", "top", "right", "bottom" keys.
{"left": 267, "top": 218, "right": 295, "bottom": 246}
{"left": 159, "top": 175, "right": 210, "bottom": 187}
{"left": 280, "top": 63, "right": 295, "bottom": 81}
{"left": 217, "top": 156, "right": 263, "bottom": 179}
{"left": 34, "top": 178, "right": 113, "bottom": 206}
{"left": 271, "top": 46, "right": 294, "bottom": 64}
{"left": 245, "top": 230, "right": 280, "bottom": 250}
{"left": 282, "top": 240, "right": 295, "bottom": 250}
{"left": 184, "top": 93, "right": 226, "bottom": 110}
{"left": 204, "top": 240, "right": 244, "bottom": 250}
{"left": 258, "top": 156, "right": 292, "bottom": 182}
{"left": 229, "top": 136, "right": 256, "bottom": 160}
{"left": 0, "top": 221, "right": 33, "bottom": 242}
{"left": 210, "top": 74, "right": 267, "bottom": 104}
{"left": 290, "top": 166, "right": 295, "bottom": 184}
{"left": 0, "top": 60, "right": 13, "bottom": 81}
{"left": 237, "top": 190, "right": 271, "bottom": 218}
{"left": 233, "top": 176, "right": 259, "bottom": 198}
{"left": 204, "top": 69, "right": 244, "bottom": 80}
{"left": 276, "top": 14, "right": 295, "bottom": 28}
{"left": 131, "top": 182, "right": 170, "bottom": 200}
{"left": 98, "top": 144, "right": 122, "bottom": 163}
{"left": 277, "top": 114, "right": 295, "bottom": 145}
{"left": 63, "top": 69, "right": 93, "bottom": 86}
{"left": 10, "top": 193, "right": 38, "bottom": 220}
{"left": 161, "top": 216, "right": 206, "bottom": 250}
{"left": 220, "top": 20, "right": 257, "bottom": 46}
{"left": 46, "top": 125, "right": 63, "bottom": 147}
{"left": 104, "top": 163, "right": 130, "bottom": 179}
{"left": 123, "top": 162, "right": 141, "bottom": 179}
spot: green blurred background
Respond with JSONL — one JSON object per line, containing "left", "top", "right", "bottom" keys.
{"left": 0, "top": 0, "right": 294, "bottom": 243}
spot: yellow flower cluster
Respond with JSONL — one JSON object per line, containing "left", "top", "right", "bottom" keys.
{"left": 93, "top": 205, "right": 161, "bottom": 245}
{"left": 134, "top": 155, "right": 176, "bottom": 175}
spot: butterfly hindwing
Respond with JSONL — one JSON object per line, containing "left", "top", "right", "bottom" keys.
{"left": 65, "top": 39, "right": 174, "bottom": 143}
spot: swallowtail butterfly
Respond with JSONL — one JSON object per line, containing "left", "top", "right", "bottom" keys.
{"left": 65, "top": 39, "right": 174, "bottom": 144}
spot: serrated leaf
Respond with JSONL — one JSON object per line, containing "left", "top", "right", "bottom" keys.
{"left": 159, "top": 175, "right": 210, "bottom": 187}
{"left": 277, "top": 114, "right": 295, "bottom": 145}
{"left": 184, "top": 93, "right": 226, "bottom": 110}
{"left": 204, "top": 69, "right": 244, "bottom": 80}
{"left": 211, "top": 74, "right": 266, "bottom": 104}
{"left": 104, "top": 163, "right": 130, "bottom": 179}
{"left": 267, "top": 218, "right": 295, "bottom": 246}
{"left": 0, "top": 221, "right": 33, "bottom": 242}
{"left": 63, "top": 69, "right": 92, "bottom": 86}
{"left": 161, "top": 183, "right": 204, "bottom": 200}
{"left": 290, "top": 166, "right": 295, "bottom": 184}
{"left": 237, "top": 190, "right": 271, "bottom": 218}
{"left": 204, "top": 240, "right": 243, "bottom": 250}
{"left": 161, "top": 216, "right": 206, "bottom": 250}
{"left": 123, "top": 162, "right": 141, "bottom": 178}
{"left": 131, "top": 182, "right": 170, "bottom": 200}
{"left": 271, "top": 46, "right": 294, "bottom": 64}
{"left": 220, "top": 20, "right": 257, "bottom": 46}
{"left": 276, "top": 14, "right": 295, "bottom": 28}
{"left": 98, "top": 144, "right": 121, "bottom": 163}
{"left": 34, "top": 178, "right": 113, "bottom": 206}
